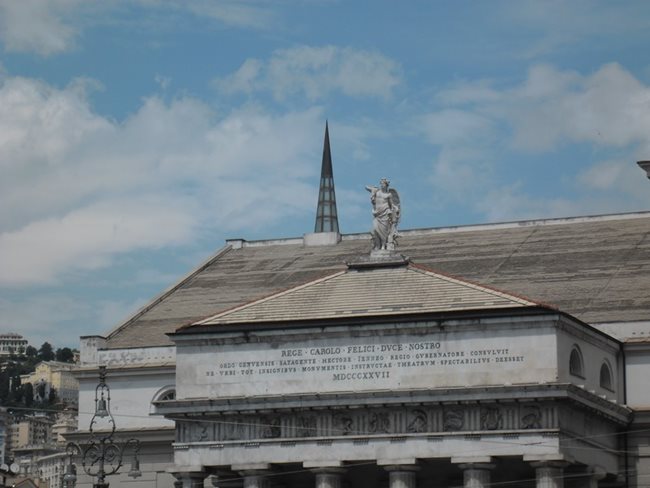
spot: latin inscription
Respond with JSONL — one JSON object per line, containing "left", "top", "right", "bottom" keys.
{"left": 201, "top": 339, "right": 525, "bottom": 385}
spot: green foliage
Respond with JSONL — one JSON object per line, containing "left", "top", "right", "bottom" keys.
{"left": 55, "top": 347, "right": 74, "bottom": 363}
{"left": 23, "top": 382, "right": 34, "bottom": 407}
{"left": 0, "top": 340, "right": 75, "bottom": 407}
{"left": 38, "top": 342, "right": 55, "bottom": 361}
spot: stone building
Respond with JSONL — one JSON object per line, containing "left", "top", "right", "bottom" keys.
{"left": 20, "top": 361, "right": 79, "bottom": 405}
{"left": 75, "top": 129, "right": 650, "bottom": 488}
{"left": 0, "top": 333, "right": 28, "bottom": 357}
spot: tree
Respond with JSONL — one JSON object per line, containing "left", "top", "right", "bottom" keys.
{"left": 48, "top": 386, "right": 57, "bottom": 405}
{"left": 10, "top": 376, "right": 23, "bottom": 404}
{"left": 25, "top": 346, "right": 37, "bottom": 358}
{"left": 55, "top": 347, "right": 74, "bottom": 363}
{"left": 38, "top": 342, "right": 55, "bottom": 361}
{"left": 0, "top": 373, "right": 9, "bottom": 404}
{"left": 23, "top": 383, "right": 34, "bottom": 407}
{"left": 36, "top": 380, "right": 47, "bottom": 401}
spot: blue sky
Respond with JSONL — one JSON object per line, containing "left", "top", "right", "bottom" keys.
{"left": 2, "top": 0, "right": 650, "bottom": 348}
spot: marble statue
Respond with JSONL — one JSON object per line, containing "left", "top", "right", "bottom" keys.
{"left": 365, "top": 178, "right": 400, "bottom": 251}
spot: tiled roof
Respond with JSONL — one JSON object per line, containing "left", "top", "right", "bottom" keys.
{"left": 105, "top": 212, "right": 650, "bottom": 348}
{"left": 191, "top": 263, "right": 542, "bottom": 326}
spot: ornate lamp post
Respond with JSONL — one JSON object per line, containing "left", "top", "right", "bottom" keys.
{"left": 63, "top": 366, "right": 141, "bottom": 488}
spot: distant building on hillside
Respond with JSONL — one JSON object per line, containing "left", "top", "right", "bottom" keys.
{"left": 0, "top": 333, "right": 28, "bottom": 357}
{"left": 50, "top": 410, "right": 77, "bottom": 446}
{"left": 7, "top": 414, "right": 53, "bottom": 455}
{"left": 20, "top": 361, "right": 79, "bottom": 405}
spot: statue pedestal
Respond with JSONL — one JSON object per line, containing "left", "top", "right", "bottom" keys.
{"left": 347, "top": 252, "right": 409, "bottom": 269}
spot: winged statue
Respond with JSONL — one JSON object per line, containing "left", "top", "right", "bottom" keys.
{"left": 365, "top": 178, "right": 401, "bottom": 251}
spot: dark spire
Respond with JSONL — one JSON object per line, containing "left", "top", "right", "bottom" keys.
{"left": 314, "top": 121, "right": 340, "bottom": 233}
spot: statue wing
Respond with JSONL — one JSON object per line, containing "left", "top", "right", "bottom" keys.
{"left": 389, "top": 188, "right": 401, "bottom": 224}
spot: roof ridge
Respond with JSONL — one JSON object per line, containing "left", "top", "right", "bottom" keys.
{"left": 106, "top": 245, "right": 234, "bottom": 340}
{"left": 185, "top": 260, "right": 555, "bottom": 329}
{"left": 188, "top": 268, "right": 348, "bottom": 328}
{"left": 407, "top": 262, "right": 557, "bottom": 310}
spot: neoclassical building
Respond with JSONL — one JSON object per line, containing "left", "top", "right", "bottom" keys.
{"left": 76, "top": 131, "right": 650, "bottom": 488}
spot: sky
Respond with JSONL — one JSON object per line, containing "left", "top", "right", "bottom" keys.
{"left": 2, "top": 0, "right": 650, "bottom": 348}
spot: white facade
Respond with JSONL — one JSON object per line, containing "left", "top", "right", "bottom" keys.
{"left": 0, "top": 333, "right": 28, "bottom": 357}
{"left": 72, "top": 340, "right": 176, "bottom": 487}
{"left": 161, "top": 307, "right": 630, "bottom": 488}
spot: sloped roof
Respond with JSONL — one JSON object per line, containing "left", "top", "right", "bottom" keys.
{"left": 191, "top": 263, "right": 542, "bottom": 327}
{"left": 105, "top": 212, "right": 650, "bottom": 349}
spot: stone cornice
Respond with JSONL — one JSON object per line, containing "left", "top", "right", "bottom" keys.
{"left": 156, "top": 383, "right": 631, "bottom": 424}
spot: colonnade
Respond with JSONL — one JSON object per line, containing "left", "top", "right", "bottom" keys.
{"left": 173, "top": 459, "right": 606, "bottom": 488}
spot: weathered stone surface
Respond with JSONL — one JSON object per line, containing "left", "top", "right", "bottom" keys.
{"left": 105, "top": 213, "right": 650, "bottom": 349}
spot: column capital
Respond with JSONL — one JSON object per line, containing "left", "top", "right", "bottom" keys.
{"left": 171, "top": 470, "right": 208, "bottom": 488}
{"left": 238, "top": 469, "right": 271, "bottom": 488}
{"left": 303, "top": 461, "right": 344, "bottom": 469}
{"left": 309, "top": 467, "right": 347, "bottom": 475}
{"left": 452, "top": 456, "right": 494, "bottom": 466}
{"left": 312, "top": 467, "right": 345, "bottom": 488}
{"left": 377, "top": 458, "right": 419, "bottom": 467}
{"left": 231, "top": 464, "right": 271, "bottom": 472}
{"left": 586, "top": 466, "right": 607, "bottom": 480}
{"left": 382, "top": 464, "right": 421, "bottom": 473}
{"left": 529, "top": 460, "right": 571, "bottom": 470}
{"left": 457, "top": 463, "right": 496, "bottom": 472}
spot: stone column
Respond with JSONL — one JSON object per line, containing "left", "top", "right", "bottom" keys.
{"left": 575, "top": 466, "right": 606, "bottom": 488}
{"left": 458, "top": 463, "right": 495, "bottom": 488}
{"left": 531, "top": 462, "right": 569, "bottom": 488}
{"left": 173, "top": 471, "right": 208, "bottom": 488}
{"left": 239, "top": 470, "right": 271, "bottom": 488}
{"left": 210, "top": 473, "right": 243, "bottom": 488}
{"left": 384, "top": 465, "right": 420, "bottom": 488}
{"left": 312, "top": 468, "right": 345, "bottom": 488}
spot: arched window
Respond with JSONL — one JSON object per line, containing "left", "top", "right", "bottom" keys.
{"left": 569, "top": 346, "right": 584, "bottom": 378}
{"left": 159, "top": 389, "right": 176, "bottom": 401}
{"left": 600, "top": 361, "right": 613, "bottom": 391}
{"left": 150, "top": 385, "right": 176, "bottom": 414}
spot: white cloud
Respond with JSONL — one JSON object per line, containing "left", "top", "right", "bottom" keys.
{"left": 0, "top": 1, "right": 275, "bottom": 56}
{"left": 501, "top": 0, "right": 650, "bottom": 58}
{"left": 0, "top": 293, "right": 151, "bottom": 347}
{"left": 184, "top": 0, "right": 275, "bottom": 29}
{"left": 0, "top": 197, "right": 197, "bottom": 286}
{"left": 0, "top": 0, "right": 82, "bottom": 56}
{"left": 215, "top": 45, "right": 402, "bottom": 100}
{"left": 435, "top": 63, "right": 650, "bottom": 152}
{"left": 0, "top": 294, "right": 92, "bottom": 347}
{"left": 505, "top": 64, "right": 650, "bottom": 151}
{"left": 420, "top": 110, "right": 494, "bottom": 146}
{"left": 423, "top": 62, "right": 650, "bottom": 221}
{"left": 0, "top": 75, "right": 324, "bottom": 287}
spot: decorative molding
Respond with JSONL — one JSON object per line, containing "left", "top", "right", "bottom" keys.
{"left": 177, "top": 402, "right": 559, "bottom": 443}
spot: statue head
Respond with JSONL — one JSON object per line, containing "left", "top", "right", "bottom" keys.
{"left": 380, "top": 178, "right": 390, "bottom": 190}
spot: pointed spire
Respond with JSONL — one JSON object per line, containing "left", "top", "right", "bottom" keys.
{"left": 314, "top": 121, "right": 340, "bottom": 233}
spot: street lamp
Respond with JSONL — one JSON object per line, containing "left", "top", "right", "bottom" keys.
{"left": 64, "top": 366, "right": 141, "bottom": 488}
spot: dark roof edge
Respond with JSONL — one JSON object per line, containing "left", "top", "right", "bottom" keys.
{"left": 229, "top": 210, "right": 650, "bottom": 248}
{"left": 408, "top": 262, "right": 555, "bottom": 309}
{"left": 170, "top": 305, "right": 556, "bottom": 337}
{"left": 556, "top": 310, "right": 623, "bottom": 346}
{"left": 105, "top": 244, "right": 234, "bottom": 341}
